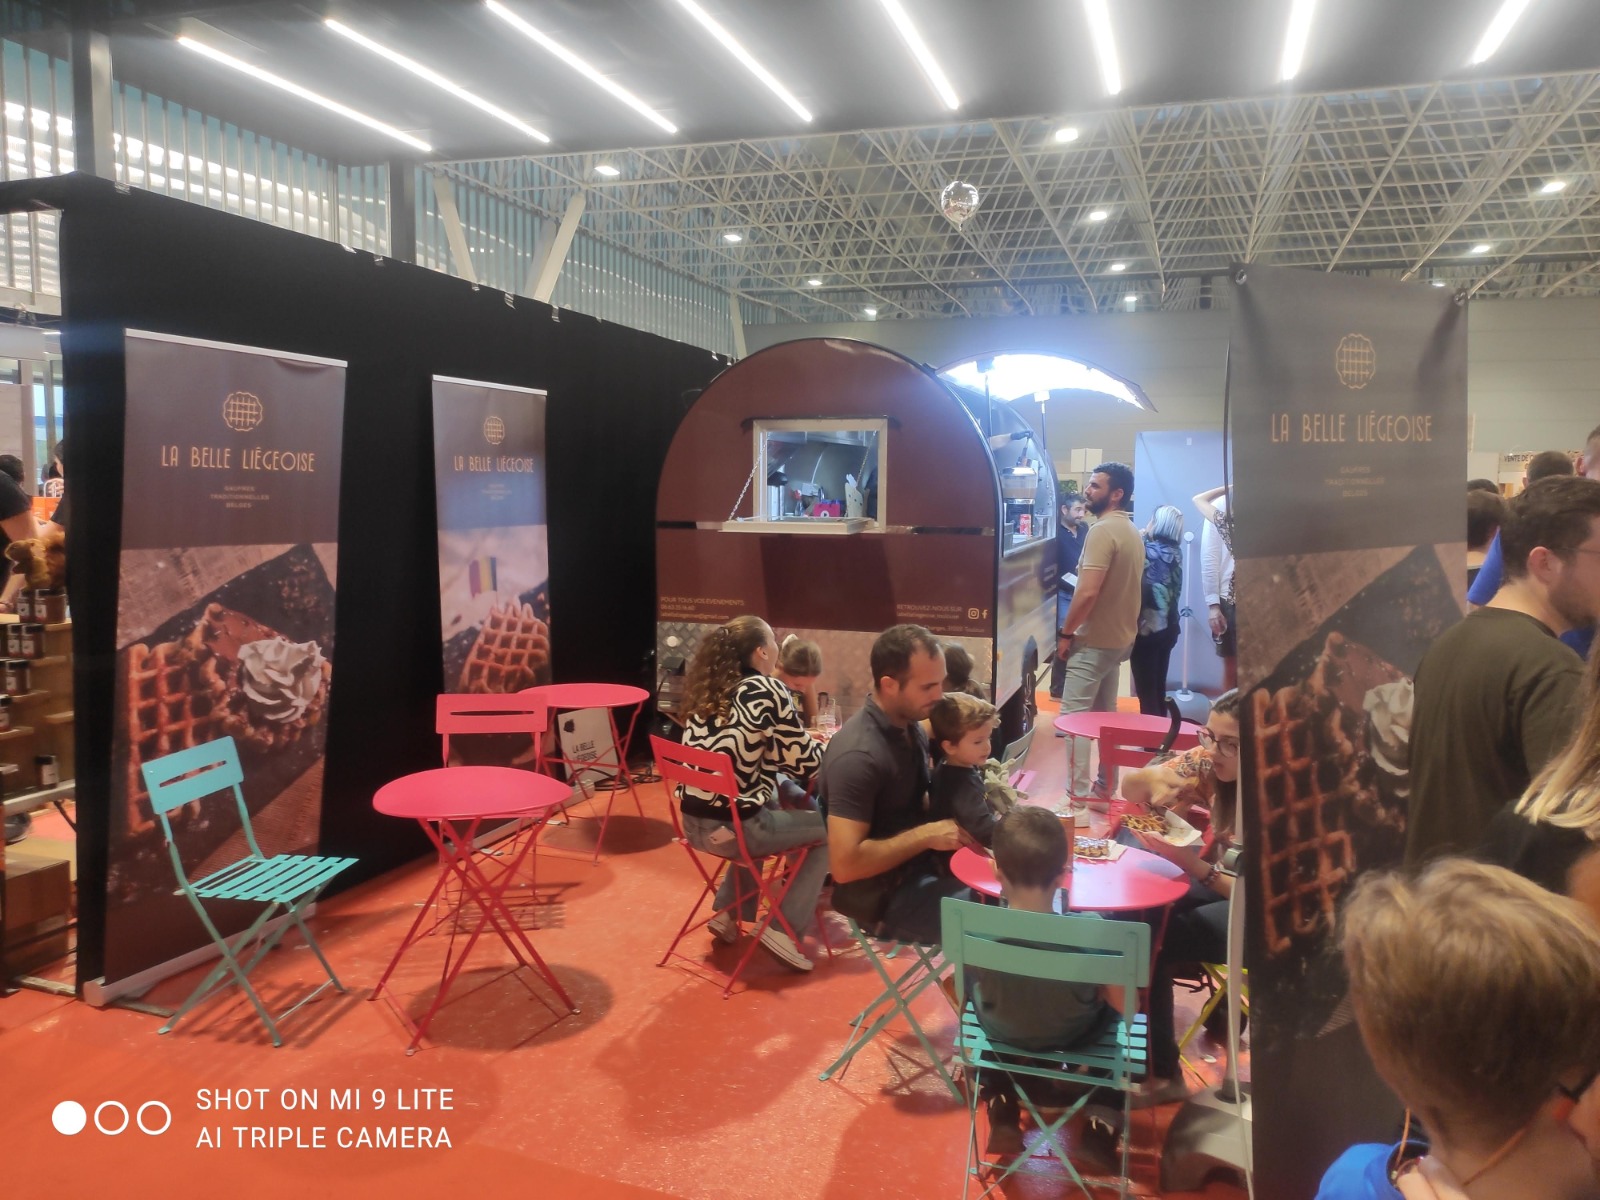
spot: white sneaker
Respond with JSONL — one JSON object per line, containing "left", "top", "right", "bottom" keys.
{"left": 707, "top": 911, "right": 739, "bottom": 944}
{"left": 1070, "top": 801, "right": 1092, "bottom": 828}
{"left": 758, "top": 925, "right": 814, "bottom": 971}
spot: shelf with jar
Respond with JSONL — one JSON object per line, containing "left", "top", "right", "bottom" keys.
{"left": 0, "top": 587, "right": 74, "bottom": 808}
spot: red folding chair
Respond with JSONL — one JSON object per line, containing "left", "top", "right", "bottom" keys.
{"left": 436, "top": 693, "right": 553, "bottom": 892}
{"left": 650, "top": 735, "right": 822, "bottom": 998}
{"left": 1098, "top": 721, "right": 1201, "bottom": 798}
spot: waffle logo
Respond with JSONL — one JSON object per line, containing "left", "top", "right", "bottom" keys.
{"left": 222, "top": 390, "right": 265, "bottom": 432}
{"left": 52, "top": 1099, "right": 172, "bottom": 1136}
{"left": 1334, "top": 334, "right": 1375, "bottom": 389}
{"left": 483, "top": 415, "right": 506, "bottom": 445}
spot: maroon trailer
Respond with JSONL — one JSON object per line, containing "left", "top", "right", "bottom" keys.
{"left": 654, "top": 337, "right": 1076, "bottom": 749}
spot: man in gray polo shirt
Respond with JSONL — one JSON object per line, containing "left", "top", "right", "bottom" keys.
{"left": 821, "top": 624, "right": 972, "bottom": 945}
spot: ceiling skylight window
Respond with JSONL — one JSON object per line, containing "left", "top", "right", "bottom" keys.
{"left": 1082, "top": 0, "right": 1123, "bottom": 97}
{"left": 486, "top": 1, "right": 678, "bottom": 134}
{"left": 1469, "top": 0, "right": 1536, "bottom": 66}
{"left": 874, "top": 0, "right": 960, "bottom": 110}
{"left": 940, "top": 353, "right": 1150, "bottom": 411}
{"left": 669, "top": 0, "right": 812, "bottom": 122}
{"left": 325, "top": 19, "right": 550, "bottom": 143}
{"left": 177, "top": 36, "right": 431, "bottom": 152}
{"left": 1278, "top": 0, "right": 1317, "bottom": 82}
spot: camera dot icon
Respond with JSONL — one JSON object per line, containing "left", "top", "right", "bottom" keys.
{"left": 52, "top": 1101, "right": 87, "bottom": 1135}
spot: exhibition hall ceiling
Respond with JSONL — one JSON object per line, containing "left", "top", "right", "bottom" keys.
{"left": 13, "top": 1, "right": 1600, "bottom": 317}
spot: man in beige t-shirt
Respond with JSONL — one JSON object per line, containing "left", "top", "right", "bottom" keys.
{"left": 1054, "top": 462, "right": 1145, "bottom": 816}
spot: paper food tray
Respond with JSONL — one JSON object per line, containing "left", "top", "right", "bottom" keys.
{"left": 1073, "top": 838, "right": 1127, "bottom": 863}
{"left": 1114, "top": 805, "right": 1203, "bottom": 848}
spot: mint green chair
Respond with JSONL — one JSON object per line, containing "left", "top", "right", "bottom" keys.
{"left": 142, "top": 736, "right": 356, "bottom": 1047}
{"left": 940, "top": 897, "right": 1150, "bottom": 1199}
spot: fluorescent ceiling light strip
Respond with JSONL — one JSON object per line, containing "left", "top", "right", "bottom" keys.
{"left": 875, "top": 0, "right": 959, "bottom": 110}
{"left": 1278, "top": 0, "right": 1316, "bottom": 82}
{"left": 326, "top": 19, "right": 550, "bottom": 143}
{"left": 1469, "top": 0, "right": 1535, "bottom": 65}
{"left": 670, "top": 0, "right": 812, "bottom": 122}
{"left": 1082, "top": 0, "right": 1122, "bottom": 97}
{"left": 485, "top": 0, "right": 677, "bottom": 133}
{"left": 178, "top": 36, "right": 431, "bottom": 152}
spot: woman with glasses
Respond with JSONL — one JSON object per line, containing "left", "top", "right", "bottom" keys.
{"left": 1117, "top": 688, "right": 1243, "bottom": 1107}
{"left": 1315, "top": 860, "right": 1600, "bottom": 1200}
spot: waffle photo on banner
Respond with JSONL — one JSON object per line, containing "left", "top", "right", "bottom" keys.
{"left": 107, "top": 331, "right": 347, "bottom": 988}
{"left": 1227, "top": 264, "right": 1468, "bottom": 1199}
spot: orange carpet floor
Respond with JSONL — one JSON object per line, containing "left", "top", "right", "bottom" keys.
{"left": 1, "top": 693, "right": 1247, "bottom": 1200}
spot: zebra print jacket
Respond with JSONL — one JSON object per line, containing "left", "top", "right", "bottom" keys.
{"left": 679, "top": 673, "right": 823, "bottom": 817}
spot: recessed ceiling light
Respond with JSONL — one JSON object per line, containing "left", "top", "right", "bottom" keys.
{"left": 1278, "top": 0, "right": 1317, "bottom": 82}
{"left": 325, "top": 19, "right": 549, "bottom": 143}
{"left": 485, "top": 0, "right": 678, "bottom": 134}
{"left": 806, "top": 278, "right": 823, "bottom": 286}
{"left": 874, "top": 0, "right": 960, "bottom": 110}
{"left": 1540, "top": 179, "right": 1568, "bottom": 194}
{"left": 1468, "top": 0, "right": 1535, "bottom": 66}
{"left": 1470, "top": 242, "right": 1493, "bottom": 254}
{"left": 1053, "top": 125, "right": 1080, "bottom": 143}
{"left": 594, "top": 163, "right": 621, "bottom": 177}
{"left": 864, "top": 306, "right": 879, "bottom": 318}
{"left": 177, "top": 36, "right": 431, "bottom": 152}
{"left": 670, "top": 0, "right": 812, "bottom": 122}
{"left": 1109, "top": 261, "right": 1127, "bottom": 272}
{"left": 722, "top": 231, "right": 743, "bottom": 243}
{"left": 1082, "top": 0, "right": 1122, "bottom": 96}
{"left": 1087, "top": 209, "right": 1109, "bottom": 222}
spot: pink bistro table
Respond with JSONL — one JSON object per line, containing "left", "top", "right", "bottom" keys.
{"left": 950, "top": 843, "right": 1190, "bottom": 913}
{"left": 1052, "top": 711, "right": 1204, "bottom": 741}
{"left": 522, "top": 682, "right": 651, "bottom": 861}
{"left": 372, "top": 766, "right": 578, "bottom": 1053}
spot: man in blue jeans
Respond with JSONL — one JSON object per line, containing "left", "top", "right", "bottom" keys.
{"left": 1056, "top": 463, "right": 1145, "bottom": 823}
{"left": 1468, "top": 438, "right": 1598, "bottom": 660}
{"left": 1048, "top": 494, "right": 1088, "bottom": 699}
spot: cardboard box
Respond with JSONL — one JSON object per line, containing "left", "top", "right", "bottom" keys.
{"left": 4, "top": 850, "right": 71, "bottom": 973}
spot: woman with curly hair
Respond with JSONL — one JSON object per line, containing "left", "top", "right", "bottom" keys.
{"left": 678, "top": 615, "right": 827, "bottom": 972}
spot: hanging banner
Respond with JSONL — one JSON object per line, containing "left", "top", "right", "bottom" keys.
{"left": 432, "top": 377, "right": 550, "bottom": 753}
{"left": 1230, "top": 264, "right": 1467, "bottom": 1196}
{"left": 107, "top": 331, "right": 346, "bottom": 985}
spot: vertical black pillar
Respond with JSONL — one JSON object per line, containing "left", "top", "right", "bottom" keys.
{"left": 388, "top": 157, "right": 416, "bottom": 262}
{"left": 69, "top": 26, "right": 114, "bottom": 180}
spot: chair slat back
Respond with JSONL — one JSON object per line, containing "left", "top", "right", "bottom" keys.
{"left": 436, "top": 692, "right": 549, "bottom": 766}
{"left": 940, "top": 897, "right": 1150, "bottom": 1021}
{"left": 1096, "top": 723, "right": 1167, "bottom": 772}
{"left": 649, "top": 735, "right": 740, "bottom": 802}
{"left": 140, "top": 736, "right": 264, "bottom": 868}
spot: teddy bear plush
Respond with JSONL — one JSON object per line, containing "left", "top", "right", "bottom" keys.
{"left": 6, "top": 525, "right": 66, "bottom": 590}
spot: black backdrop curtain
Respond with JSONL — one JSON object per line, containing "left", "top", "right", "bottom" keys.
{"left": 0, "top": 174, "right": 720, "bottom": 986}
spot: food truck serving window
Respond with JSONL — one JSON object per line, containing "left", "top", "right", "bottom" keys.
{"left": 728, "top": 418, "right": 886, "bottom": 533}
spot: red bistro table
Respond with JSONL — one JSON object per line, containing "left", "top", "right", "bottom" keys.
{"left": 1052, "top": 711, "right": 1204, "bottom": 741}
{"left": 950, "top": 843, "right": 1190, "bottom": 912}
{"left": 523, "top": 683, "right": 651, "bottom": 861}
{"left": 372, "top": 766, "right": 578, "bottom": 1053}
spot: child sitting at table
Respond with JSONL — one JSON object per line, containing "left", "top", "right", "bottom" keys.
{"left": 928, "top": 692, "right": 1004, "bottom": 849}
{"left": 970, "top": 806, "right": 1122, "bottom": 1159}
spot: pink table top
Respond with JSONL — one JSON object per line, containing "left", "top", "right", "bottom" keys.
{"left": 1053, "top": 711, "right": 1203, "bottom": 740}
{"left": 374, "top": 766, "right": 573, "bottom": 822}
{"left": 950, "top": 843, "right": 1190, "bottom": 913}
{"left": 523, "top": 683, "right": 650, "bottom": 710}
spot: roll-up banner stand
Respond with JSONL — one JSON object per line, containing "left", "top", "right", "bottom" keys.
{"left": 104, "top": 331, "right": 346, "bottom": 990}
{"left": 1229, "top": 264, "right": 1467, "bottom": 1196}
{"left": 431, "top": 377, "right": 554, "bottom": 769}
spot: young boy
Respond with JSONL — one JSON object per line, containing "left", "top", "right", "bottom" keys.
{"left": 927, "top": 691, "right": 1002, "bottom": 848}
{"left": 971, "top": 806, "right": 1122, "bottom": 1158}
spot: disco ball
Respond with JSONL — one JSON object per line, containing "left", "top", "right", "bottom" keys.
{"left": 940, "top": 180, "right": 981, "bottom": 227}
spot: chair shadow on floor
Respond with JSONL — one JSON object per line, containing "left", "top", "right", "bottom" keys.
{"left": 592, "top": 975, "right": 820, "bottom": 1137}
{"left": 374, "top": 962, "right": 612, "bottom": 1053}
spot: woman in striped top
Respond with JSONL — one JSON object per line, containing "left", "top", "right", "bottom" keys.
{"left": 679, "top": 615, "right": 828, "bottom": 972}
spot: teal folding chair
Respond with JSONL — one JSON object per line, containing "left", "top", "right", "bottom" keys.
{"left": 142, "top": 736, "right": 357, "bottom": 1047}
{"left": 817, "top": 919, "right": 960, "bottom": 1099}
{"left": 941, "top": 897, "right": 1150, "bottom": 1200}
